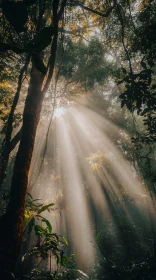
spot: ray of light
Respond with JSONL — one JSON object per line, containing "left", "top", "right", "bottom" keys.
{"left": 29, "top": 95, "right": 154, "bottom": 271}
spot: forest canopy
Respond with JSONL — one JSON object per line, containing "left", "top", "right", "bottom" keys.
{"left": 0, "top": 0, "right": 156, "bottom": 279}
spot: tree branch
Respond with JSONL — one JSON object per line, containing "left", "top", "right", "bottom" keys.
{"left": 57, "top": 0, "right": 67, "bottom": 21}
{"left": 42, "top": 0, "right": 67, "bottom": 94}
{"left": 3, "top": 54, "right": 31, "bottom": 148}
{"left": 116, "top": 4, "right": 133, "bottom": 75}
{"left": 70, "top": 0, "right": 117, "bottom": 18}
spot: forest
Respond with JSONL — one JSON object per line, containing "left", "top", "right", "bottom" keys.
{"left": 0, "top": 0, "right": 156, "bottom": 279}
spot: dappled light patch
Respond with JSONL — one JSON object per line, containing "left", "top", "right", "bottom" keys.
{"left": 86, "top": 150, "right": 113, "bottom": 171}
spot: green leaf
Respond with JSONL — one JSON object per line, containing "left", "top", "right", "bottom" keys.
{"left": 33, "top": 55, "right": 47, "bottom": 74}
{"left": 71, "top": 253, "right": 76, "bottom": 258}
{"left": 37, "top": 203, "right": 54, "bottom": 214}
{"left": 34, "top": 225, "right": 46, "bottom": 237}
{"left": 35, "top": 26, "right": 55, "bottom": 51}
{"left": 27, "top": 193, "right": 33, "bottom": 199}
{"left": 24, "top": 216, "right": 29, "bottom": 226}
{"left": 42, "top": 218, "right": 52, "bottom": 233}
{"left": 51, "top": 233, "right": 59, "bottom": 241}
{"left": 34, "top": 225, "right": 45, "bottom": 232}
{"left": 62, "top": 236, "right": 68, "bottom": 246}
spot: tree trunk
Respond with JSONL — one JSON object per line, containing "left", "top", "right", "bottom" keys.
{"left": 0, "top": 1, "right": 65, "bottom": 277}
{"left": 0, "top": 55, "right": 30, "bottom": 189}
{"left": 0, "top": 58, "right": 45, "bottom": 277}
{"left": 0, "top": 32, "right": 59, "bottom": 280}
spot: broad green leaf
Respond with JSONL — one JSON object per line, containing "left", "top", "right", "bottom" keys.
{"left": 62, "top": 236, "right": 68, "bottom": 246}
{"left": 71, "top": 253, "right": 76, "bottom": 258}
{"left": 27, "top": 193, "right": 33, "bottom": 199}
{"left": 37, "top": 203, "right": 54, "bottom": 214}
{"left": 34, "top": 225, "right": 45, "bottom": 232}
{"left": 34, "top": 225, "right": 46, "bottom": 237}
{"left": 62, "top": 255, "right": 68, "bottom": 265}
{"left": 42, "top": 218, "right": 52, "bottom": 233}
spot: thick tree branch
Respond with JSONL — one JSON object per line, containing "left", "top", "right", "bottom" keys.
{"left": 0, "top": 55, "right": 30, "bottom": 189}
{"left": 57, "top": 0, "right": 67, "bottom": 21}
{"left": 116, "top": 4, "right": 133, "bottom": 75}
{"left": 42, "top": 0, "right": 66, "bottom": 94}
{"left": 70, "top": 0, "right": 116, "bottom": 18}
{"left": 5, "top": 54, "right": 30, "bottom": 145}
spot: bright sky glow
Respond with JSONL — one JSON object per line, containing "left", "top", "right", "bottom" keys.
{"left": 53, "top": 107, "right": 65, "bottom": 119}
{"left": 105, "top": 54, "right": 114, "bottom": 62}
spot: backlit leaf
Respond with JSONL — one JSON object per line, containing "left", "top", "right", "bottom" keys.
{"left": 37, "top": 203, "right": 54, "bottom": 214}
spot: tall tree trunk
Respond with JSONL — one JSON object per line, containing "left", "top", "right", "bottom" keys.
{"left": 0, "top": 57, "right": 45, "bottom": 278}
{"left": 0, "top": 1, "right": 66, "bottom": 277}
{"left": 0, "top": 21, "right": 59, "bottom": 280}
{"left": 0, "top": 55, "right": 30, "bottom": 189}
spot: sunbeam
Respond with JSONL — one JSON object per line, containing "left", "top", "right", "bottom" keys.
{"left": 28, "top": 94, "right": 153, "bottom": 272}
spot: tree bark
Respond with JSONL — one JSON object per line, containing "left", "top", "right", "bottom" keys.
{"left": 0, "top": 0, "right": 65, "bottom": 276}
{"left": 0, "top": 57, "right": 45, "bottom": 277}
{"left": 0, "top": 55, "right": 30, "bottom": 189}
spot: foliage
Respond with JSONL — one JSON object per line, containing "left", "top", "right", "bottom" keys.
{"left": 18, "top": 194, "right": 88, "bottom": 280}
{"left": 117, "top": 1, "right": 156, "bottom": 145}
{"left": 23, "top": 193, "right": 66, "bottom": 264}
{"left": 119, "top": 67, "right": 156, "bottom": 145}
{"left": 0, "top": 0, "right": 156, "bottom": 279}
{"left": 57, "top": 38, "right": 112, "bottom": 88}
{"left": 23, "top": 268, "right": 89, "bottom": 280}
{"left": 92, "top": 218, "right": 156, "bottom": 280}
{"left": 86, "top": 151, "right": 113, "bottom": 171}
{"left": 0, "top": 0, "right": 55, "bottom": 74}
{"left": 92, "top": 257, "right": 156, "bottom": 280}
